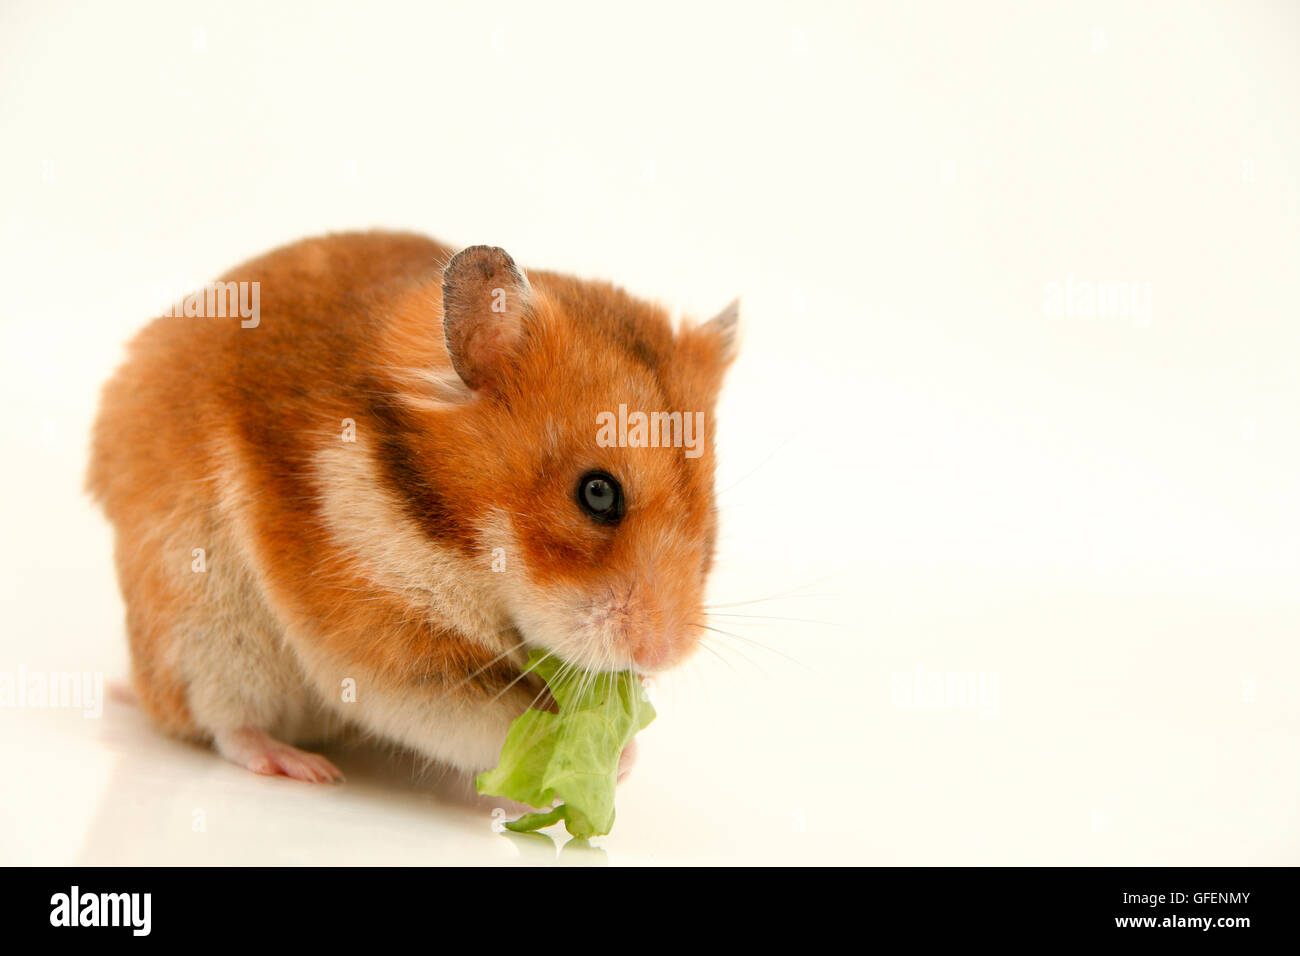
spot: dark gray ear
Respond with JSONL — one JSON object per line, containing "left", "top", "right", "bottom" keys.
{"left": 702, "top": 297, "right": 740, "bottom": 364}
{"left": 441, "top": 245, "right": 532, "bottom": 390}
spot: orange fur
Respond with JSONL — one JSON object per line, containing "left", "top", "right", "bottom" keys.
{"left": 86, "top": 230, "right": 736, "bottom": 771}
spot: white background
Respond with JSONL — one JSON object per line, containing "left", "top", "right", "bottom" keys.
{"left": 1, "top": 0, "right": 1297, "bottom": 864}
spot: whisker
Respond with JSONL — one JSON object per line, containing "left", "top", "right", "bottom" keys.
{"left": 487, "top": 648, "right": 553, "bottom": 705}
{"left": 697, "top": 638, "right": 742, "bottom": 676}
{"left": 706, "top": 611, "right": 837, "bottom": 627}
{"left": 698, "top": 634, "right": 767, "bottom": 677}
{"left": 705, "top": 575, "right": 837, "bottom": 610}
{"left": 451, "top": 636, "right": 531, "bottom": 693}
{"left": 716, "top": 432, "right": 797, "bottom": 497}
{"left": 695, "top": 622, "right": 813, "bottom": 671}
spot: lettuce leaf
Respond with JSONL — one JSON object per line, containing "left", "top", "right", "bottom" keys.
{"left": 476, "top": 649, "right": 656, "bottom": 839}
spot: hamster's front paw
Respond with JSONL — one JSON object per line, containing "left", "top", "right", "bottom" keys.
{"left": 215, "top": 726, "right": 345, "bottom": 784}
{"left": 617, "top": 738, "right": 637, "bottom": 783}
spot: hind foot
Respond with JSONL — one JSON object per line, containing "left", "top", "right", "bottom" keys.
{"left": 215, "top": 726, "right": 344, "bottom": 783}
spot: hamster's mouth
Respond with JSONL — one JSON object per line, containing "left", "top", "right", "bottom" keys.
{"left": 519, "top": 640, "right": 642, "bottom": 679}
{"left": 509, "top": 624, "right": 644, "bottom": 688}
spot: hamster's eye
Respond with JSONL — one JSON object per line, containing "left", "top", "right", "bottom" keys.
{"left": 576, "top": 471, "right": 624, "bottom": 525}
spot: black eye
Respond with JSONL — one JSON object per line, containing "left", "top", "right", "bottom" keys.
{"left": 576, "top": 471, "right": 624, "bottom": 525}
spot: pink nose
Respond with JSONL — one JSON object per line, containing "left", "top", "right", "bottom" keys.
{"left": 632, "top": 633, "right": 671, "bottom": 670}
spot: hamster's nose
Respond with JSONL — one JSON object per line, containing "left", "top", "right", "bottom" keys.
{"left": 631, "top": 632, "right": 671, "bottom": 671}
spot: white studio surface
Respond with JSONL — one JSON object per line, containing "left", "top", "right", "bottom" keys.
{"left": 1, "top": 1, "right": 1297, "bottom": 865}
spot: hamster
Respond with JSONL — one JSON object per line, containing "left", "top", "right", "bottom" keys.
{"left": 86, "top": 231, "right": 738, "bottom": 782}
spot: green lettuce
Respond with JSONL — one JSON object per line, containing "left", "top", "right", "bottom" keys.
{"left": 476, "top": 649, "right": 656, "bottom": 839}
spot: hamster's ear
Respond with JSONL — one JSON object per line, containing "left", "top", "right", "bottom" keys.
{"left": 441, "top": 245, "right": 532, "bottom": 391}
{"left": 701, "top": 297, "right": 740, "bottom": 366}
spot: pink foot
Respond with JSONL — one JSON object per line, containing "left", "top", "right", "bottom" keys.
{"left": 215, "top": 727, "right": 344, "bottom": 783}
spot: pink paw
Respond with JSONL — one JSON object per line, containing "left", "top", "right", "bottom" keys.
{"left": 215, "top": 727, "right": 344, "bottom": 784}
{"left": 617, "top": 737, "right": 637, "bottom": 783}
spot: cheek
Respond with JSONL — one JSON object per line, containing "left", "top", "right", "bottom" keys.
{"left": 510, "top": 505, "right": 612, "bottom": 588}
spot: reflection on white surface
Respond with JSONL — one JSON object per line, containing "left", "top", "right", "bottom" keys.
{"left": 3, "top": 565, "right": 1297, "bottom": 865}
